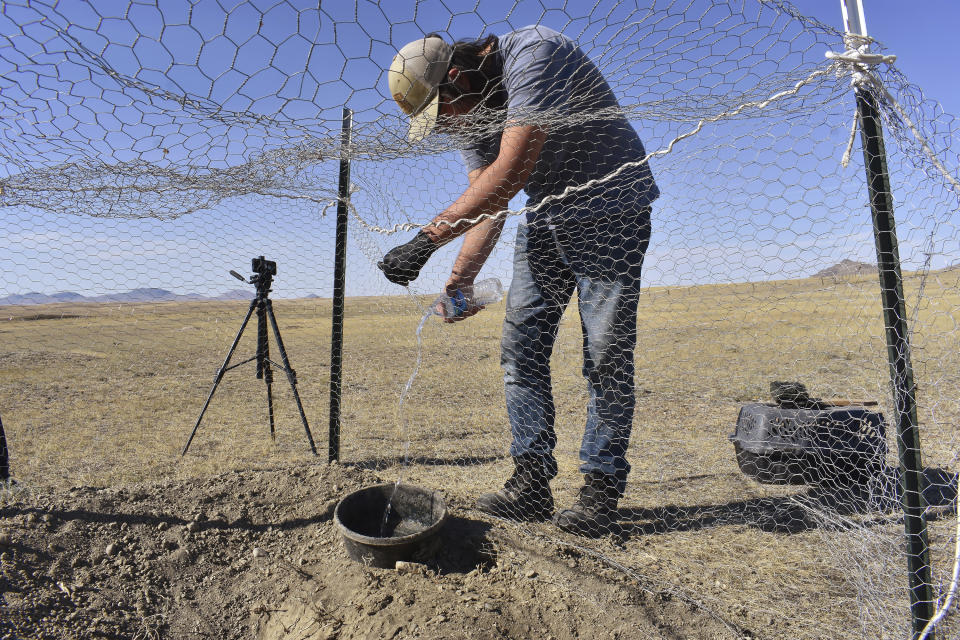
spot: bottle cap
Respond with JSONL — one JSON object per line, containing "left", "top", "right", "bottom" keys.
{"left": 450, "top": 289, "right": 468, "bottom": 317}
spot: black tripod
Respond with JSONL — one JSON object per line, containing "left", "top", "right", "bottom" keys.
{"left": 182, "top": 256, "right": 318, "bottom": 456}
{"left": 0, "top": 411, "right": 9, "bottom": 482}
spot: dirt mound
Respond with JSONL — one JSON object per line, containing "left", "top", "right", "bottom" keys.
{"left": 0, "top": 462, "right": 746, "bottom": 639}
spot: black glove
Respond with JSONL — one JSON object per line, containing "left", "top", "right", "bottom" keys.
{"left": 377, "top": 231, "right": 439, "bottom": 286}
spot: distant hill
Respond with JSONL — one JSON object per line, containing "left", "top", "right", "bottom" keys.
{"left": 0, "top": 288, "right": 191, "bottom": 305}
{"left": 210, "top": 289, "right": 253, "bottom": 301}
{"left": 0, "top": 292, "right": 68, "bottom": 305}
{"left": 87, "top": 288, "right": 201, "bottom": 303}
{"left": 0, "top": 288, "right": 319, "bottom": 305}
{"left": 814, "top": 259, "right": 876, "bottom": 278}
{"left": 50, "top": 292, "right": 89, "bottom": 302}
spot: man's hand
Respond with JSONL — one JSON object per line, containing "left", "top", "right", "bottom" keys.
{"left": 377, "top": 231, "right": 439, "bottom": 286}
{"left": 438, "top": 275, "right": 484, "bottom": 323}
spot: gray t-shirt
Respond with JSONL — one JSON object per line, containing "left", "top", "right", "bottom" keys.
{"left": 461, "top": 25, "right": 659, "bottom": 214}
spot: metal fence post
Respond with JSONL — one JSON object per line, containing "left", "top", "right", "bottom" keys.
{"left": 837, "top": 4, "right": 935, "bottom": 633}
{"left": 329, "top": 107, "right": 352, "bottom": 463}
{"left": 855, "top": 86, "right": 935, "bottom": 638}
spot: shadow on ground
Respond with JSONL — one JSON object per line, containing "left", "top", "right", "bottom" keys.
{"left": 346, "top": 454, "right": 507, "bottom": 471}
{"left": 616, "top": 466, "right": 958, "bottom": 540}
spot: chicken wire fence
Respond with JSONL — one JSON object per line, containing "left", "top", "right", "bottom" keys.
{"left": 1, "top": 0, "right": 959, "bottom": 637}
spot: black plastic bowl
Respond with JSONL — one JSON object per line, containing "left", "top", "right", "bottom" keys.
{"left": 334, "top": 483, "right": 447, "bottom": 569}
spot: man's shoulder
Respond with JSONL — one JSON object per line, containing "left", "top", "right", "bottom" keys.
{"left": 500, "top": 25, "right": 569, "bottom": 52}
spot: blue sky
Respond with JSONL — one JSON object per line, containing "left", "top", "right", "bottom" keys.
{"left": 0, "top": 0, "right": 957, "bottom": 299}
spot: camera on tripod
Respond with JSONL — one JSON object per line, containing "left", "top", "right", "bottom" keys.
{"left": 250, "top": 256, "right": 277, "bottom": 294}
{"left": 184, "top": 256, "right": 317, "bottom": 457}
{"left": 230, "top": 256, "right": 278, "bottom": 296}
{"left": 252, "top": 256, "right": 277, "bottom": 278}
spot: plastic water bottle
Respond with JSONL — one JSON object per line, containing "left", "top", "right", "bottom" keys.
{"left": 433, "top": 277, "right": 504, "bottom": 318}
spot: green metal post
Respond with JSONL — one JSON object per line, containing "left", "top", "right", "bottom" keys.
{"left": 856, "top": 86, "right": 935, "bottom": 639}
{"left": 328, "top": 107, "right": 352, "bottom": 463}
{"left": 837, "top": 2, "right": 935, "bottom": 633}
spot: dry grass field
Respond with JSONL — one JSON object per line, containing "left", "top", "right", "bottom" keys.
{"left": 3, "top": 270, "right": 960, "bottom": 638}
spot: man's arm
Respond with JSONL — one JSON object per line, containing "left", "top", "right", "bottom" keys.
{"left": 377, "top": 123, "right": 545, "bottom": 288}
{"left": 436, "top": 125, "right": 545, "bottom": 321}
{"left": 448, "top": 168, "right": 504, "bottom": 282}
{"left": 423, "top": 124, "right": 546, "bottom": 245}
{"left": 435, "top": 171, "right": 505, "bottom": 321}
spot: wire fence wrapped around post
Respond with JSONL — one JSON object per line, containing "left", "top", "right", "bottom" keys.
{"left": 856, "top": 82, "right": 935, "bottom": 639}
{"left": 329, "top": 107, "right": 353, "bottom": 463}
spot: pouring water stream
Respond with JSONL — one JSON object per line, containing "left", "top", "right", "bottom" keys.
{"left": 379, "top": 306, "right": 432, "bottom": 536}
{"left": 379, "top": 279, "right": 503, "bottom": 537}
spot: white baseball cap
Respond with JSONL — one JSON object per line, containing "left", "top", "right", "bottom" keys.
{"left": 388, "top": 36, "right": 453, "bottom": 142}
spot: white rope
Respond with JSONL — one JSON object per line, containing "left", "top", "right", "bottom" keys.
{"left": 320, "top": 185, "right": 427, "bottom": 236}
{"left": 825, "top": 34, "right": 896, "bottom": 88}
{"left": 829, "top": 35, "right": 888, "bottom": 170}
{"left": 827, "top": 37, "right": 960, "bottom": 200}
{"left": 841, "top": 111, "right": 859, "bottom": 169}
{"left": 871, "top": 79, "right": 960, "bottom": 200}
{"left": 825, "top": 50, "right": 897, "bottom": 66}
{"left": 350, "top": 64, "right": 838, "bottom": 236}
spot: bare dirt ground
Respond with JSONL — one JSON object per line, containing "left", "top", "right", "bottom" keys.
{"left": 2, "top": 461, "right": 755, "bottom": 640}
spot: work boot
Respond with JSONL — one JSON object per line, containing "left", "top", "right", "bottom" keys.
{"left": 476, "top": 455, "right": 554, "bottom": 522}
{"left": 553, "top": 471, "right": 621, "bottom": 537}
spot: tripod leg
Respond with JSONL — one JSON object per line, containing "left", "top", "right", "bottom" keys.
{"left": 266, "top": 374, "right": 276, "bottom": 440}
{"left": 256, "top": 298, "right": 268, "bottom": 381}
{"left": 266, "top": 301, "right": 318, "bottom": 456}
{"left": 0, "top": 412, "right": 9, "bottom": 481}
{"left": 256, "top": 298, "right": 277, "bottom": 440}
{"left": 183, "top": 300, "right": 257, "bottom": 456}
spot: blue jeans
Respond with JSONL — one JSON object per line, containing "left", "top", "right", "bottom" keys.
{"left": 501, "top": 200, "right": 651, "bottom": 496}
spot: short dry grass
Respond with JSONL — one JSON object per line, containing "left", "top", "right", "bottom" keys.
{"left": 3, "top": 269, "right": 960, "bottom": 638}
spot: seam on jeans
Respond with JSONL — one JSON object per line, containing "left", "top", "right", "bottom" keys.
{"left": 549, "top": 225, "right": 571, "bottom": 267}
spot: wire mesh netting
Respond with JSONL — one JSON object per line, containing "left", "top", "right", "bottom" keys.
{"left": 2, "top": 1, "right": 959, "bottom": 638}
